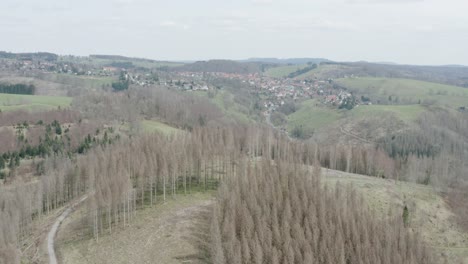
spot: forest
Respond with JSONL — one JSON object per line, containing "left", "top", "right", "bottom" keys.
{"left": 0, "top": 83, "right": 35, "bottom": 95}
{"left": 0, "top": 124, "right": 435, "bottom": 263}
{"left": 1, "top": 53, "right": 468, "bottom": 264}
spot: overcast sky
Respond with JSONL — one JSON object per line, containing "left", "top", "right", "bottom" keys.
{"left": 1, "top": 0, "right": 467, "bottom": 65}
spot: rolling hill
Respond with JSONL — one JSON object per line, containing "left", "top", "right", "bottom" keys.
{"left": 172, "top": 60, "right": 268, "bottom": 74}
{"left": 335, "top": 77, "right": 468, "bottom": 108}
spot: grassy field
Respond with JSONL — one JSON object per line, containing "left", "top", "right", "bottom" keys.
{"left": 336, "top": 77, "right": 468, "bottom": 108}
{"left": 195, "top": 90, "right": 253, "bottom": 124}
{"left": 59, "top": 56, "right": 184, "bottom": 69}
{"left": 0, "top": 93, "right": 72, "bottom": 112}
{"left": 141, "top": 120, "right": 181, "bottom": 135}
{"left": 264, "top": 64, "right": 306, "bottom": 78}
{"left": 285, "top": 99, "right": 426, "bottom": 139}
{"left": 56, "top": 192, "right": 214, "bottom": 264}
{"left": 348, "top": 104, "right": 425, "bottom": 122}
{"left": 39, "top": 73, "right": 115, "bottom": 90}
{"left": 287, "top": 99, "right": 341, "bottom": 132}
{"left": 324, "top": 169, "right": 468, "bottom": 263}
{"left": 295, "top": 64, "right": 354, "bottom": 79}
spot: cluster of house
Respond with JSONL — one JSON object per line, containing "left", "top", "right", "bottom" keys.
{"left": 0, "top": 58, "right": 118, "bottom": 77}
{"left": 162, "top": 71, "right": 358, "bottom": 111}
{"left": 246, "top": 75, "right": 355, "bottom": 111}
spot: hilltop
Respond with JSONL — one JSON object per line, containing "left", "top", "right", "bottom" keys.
{"left": 172, "top": 59, "right": 270, "bottom": 74}
{"left": 243, "top": 57, "right": 332, "bottom": 65}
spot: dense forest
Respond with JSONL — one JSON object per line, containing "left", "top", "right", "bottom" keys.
{"left": 0, "top": 83, "right": 35, "bottom": 95}
{"left": 0, "top": 124, "right": 435, "bottom": 263}
{"left": 211, "top": 160, "right": 432, "bottom": 264}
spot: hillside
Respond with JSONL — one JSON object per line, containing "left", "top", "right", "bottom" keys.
{"left": 54, "top": 169, "right": 468, "bottom": 264}
{"left": 291, "top": 62, "right": 468, "bottom": 87}
{"left": 335, "top": 77, "right": 468, "bottom": 108}
{"left": 173, "top": 60, "right": 266, "bottom": 74}
{"left": 264, "top": 64, "right": 306, "bottom": 78}
{"left": 244, "top": 57, "right": 331, "bottom": 65}
{"left": 0, "top": 93, "right": 71, "bottom": 112}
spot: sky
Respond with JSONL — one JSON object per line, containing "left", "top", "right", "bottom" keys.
{"left": 1, "top": 0, "right": 468, "bottom": 65}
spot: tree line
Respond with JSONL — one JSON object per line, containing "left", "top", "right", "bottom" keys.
{"left": 0, "top": 83, "right": 35, "bottom": 95}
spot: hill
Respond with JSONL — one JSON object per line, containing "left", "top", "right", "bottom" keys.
{"left": 264, "top": 64, "right": 307, "bottom": 78}
{"left": 55, "top": 169, "right": 468, "bottom": 264}
{"left": 335, "top": 77, "right": 468, "bottom": 108}
{"left": 244, "top": 57, "right": 331, "bottom": 65}
{"left": 0, "top": 51, "right": 58, "bottom": 61}
{"left": 293, "top": 62, "right": 468, "bottom": 87}
{"left": 172, "top": 60, "right": 267, "bottom": 74}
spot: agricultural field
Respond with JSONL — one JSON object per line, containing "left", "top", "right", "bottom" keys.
{"left": 42, "top": 74, "right": 115, "bottom": 88}
{"left": 59, "top": 56, "right": 184, "bottom": 69}
{"left": 347, "top": 104, "right": 425, "bottom": 122}
{"left": 335, "top": 77, "right": 468, "bottom": 108}
{"left": 0, "top": 93, "right": 71, "bottom": 112}
{"left": 295, "top": 64, "right": 355, "bottom": 79}
{"left": 285, "top": 98, "right": 427, "bottom": 140}
{"left": 264, "top": 64, "right": 306, "bottom": 78}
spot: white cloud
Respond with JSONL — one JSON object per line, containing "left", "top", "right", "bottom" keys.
{"left": 1, "top": 0, "right": 468, "bottom": 64}
{"left": 252, "top": 0, "right": 273, "bottom": 4}
{"left": 160, "top": 20, "right": 176, "bottom": 27}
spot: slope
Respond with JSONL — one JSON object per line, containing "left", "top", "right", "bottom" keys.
{"left": 54, "top": 169, "right": 468, "bottom": 264}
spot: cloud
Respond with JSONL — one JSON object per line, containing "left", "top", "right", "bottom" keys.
{"left": 160, "top": 20, "right": 177, "bottom": 27}
{"left": 251, "top": 0, "right": 273, "bottom": 4}
{"left": 346, "top": 0, "right": 424, "bottom": 3}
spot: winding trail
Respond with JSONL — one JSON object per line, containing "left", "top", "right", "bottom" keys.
{"left": 47, "top": 195, "right": 88, "bottom": 264}
{"left": 339, "top": 126, "right": 373, "bottom": 144}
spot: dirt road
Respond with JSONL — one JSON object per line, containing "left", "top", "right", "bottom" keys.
{"left": 47, "top": 196, "right": 87, "bottom": 264}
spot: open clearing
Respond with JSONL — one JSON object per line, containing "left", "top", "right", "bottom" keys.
{"left": 347, "top": 104, "right": 425, "bottom": 122}
{"left": 264, "top": 64, "right": 306, "bottom": 78}
{"left": 324, "top": 169, "right": 468, "bottom": 263}
{"left": 141, "top": 120, "right": 181, "bottom": 135}
{"left": 195, "top": 90, "right": 252, "bottom": 123}
{"left": 295, "top": 64, "right": 355, "bottom": 79}
{"left": 287, "top": 99, "right": 341, "bottom": 134}
{"left": 54, "top": 169, "right": 468, "bottom": 264}
{"left": 286, "top": 98, "right": 427, "bottom": 137}
{"left": 56, "top": 192, "right": 214, "bottom": 264}
{"left": 0, "top": 93, "right": 72, "bottom": 112}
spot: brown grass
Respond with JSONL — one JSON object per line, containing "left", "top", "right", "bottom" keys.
{"left": 56, "top": 192, "right": 214, "bottom": 264}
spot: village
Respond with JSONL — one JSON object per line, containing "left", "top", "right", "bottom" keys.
{"left": 0, "top": 55, "right": 360, "bottom": 112}
{"left": 165, "top": 70, "right": 359, "bottom": 112}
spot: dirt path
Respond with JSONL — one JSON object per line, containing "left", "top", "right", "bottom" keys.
{"left": 47, "top": 196, "right": 87, "bottom": 264}
{"left": 339, "top": 126, "right": 373, "bottom": 144}
{"left": 56, "top": 193, "right": 213, "bottom": 264}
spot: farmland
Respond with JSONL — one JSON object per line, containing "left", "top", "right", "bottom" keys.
{"left": 335, "top": 77, "right": 468, "bottom": 108}
{"left": 0, "top": 93, "right": 71, "bottom": 111}
{"left": 264, "top": 64, "right": 306, "bottom": 78}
